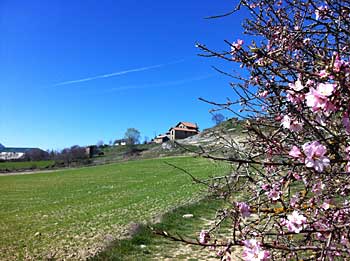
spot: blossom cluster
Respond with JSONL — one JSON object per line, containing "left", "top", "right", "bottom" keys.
{"left": 242, "top": 239, "right": 270, "bottom": 261}
{"left": 194, "top": 1, "right": 350, "bottom": 260}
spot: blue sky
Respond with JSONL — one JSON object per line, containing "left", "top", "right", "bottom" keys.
{"left": 0, "top": 0, "right": 248, "bottom": 150}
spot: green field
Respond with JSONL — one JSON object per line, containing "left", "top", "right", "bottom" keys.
{"left": 92, "top": 199, "right": 228, "bottom": 260}
{"left": 0, "top": 160, "right": 55, "bottom": 171}
{"left": 0, "top": 156, "right": 230, "bottom": 260}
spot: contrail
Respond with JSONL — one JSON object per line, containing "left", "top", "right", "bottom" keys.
{"left": 53, "top": 59, "right": 184, "bottom": 86}
{"left": 99, "top": 74, "right": 216, "bottom": 94}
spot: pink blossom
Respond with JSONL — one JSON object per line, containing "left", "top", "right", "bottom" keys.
{"left": 257, "top": 90, "right": 268, "bottom": 98}
{"left": 236, "top": 202, "right": 251, "bottom": 218}
{"left": 261, "top": 184, "right": 270, "bottom": 191}
{"left": 312, "top": 181, "right": 325, "bottom": 195}
{"left": 303, "top": 38, "right": 311, "bottom": 45}
{"left": 281, "top": 115, "right": 291, "bottom": 129}
{"left": 318, "top": 69, "right": 328, "bottom": 78}
{"left": 242, "top": 239, "right": 270, "bottom": 261}
{"left": 313, "top": 220, "right": 330, "bottom": 240}
{"left": 286, "top": 90, "right": 305, "bottom": 104}
{"left": 321, "top": 199, "right": 332, "bottom": 210}
{"left": 315, "top": 5, "right": 329, "bottom": 20}
{"left": 302, "top": 141, "right": 330, "bottom": 172}
{"left": 305, "top": 87, "right": 323, "bottom": 110}
{"left": 305, "top": 84, "right": 335, "bottom": 112}
{"left": 281, "top": 115, "right": 303, "bottom": 132}
{"left": 199, "top": 230, "right": 210, "bottom": 244}
{"left": 317, "top": 83, "right": 336, "bottom": 97}
{"left": 342, "top": 112, "right": 350, "bottom": 133}
{"left": 284, "top": 210, "right": 307, "bottom": 233}
{"left": 289, "top": 79, "right": 304, "bottom": 91}
{"left": 292, "top": 172, "right": 301, "bottom": 180}
{"left": 290, "top": 194, "right": 299, "bottom": 208}
{"left": 267, "top": 184, "right": 281, "bottom": 201}
{"left": 333, "top": 54, "right": 345, "bottom": 73}
{"left": 289, "top": 146, "right": 302, "bottom": 158}
{"left": 231, "top": 39, "right": 244, "bottom": 53}
{"left": 315, "top": 113, "right": 327, "bottom": 126}
{"left": 306, "top": 79, "right": 314, "bottom": 86}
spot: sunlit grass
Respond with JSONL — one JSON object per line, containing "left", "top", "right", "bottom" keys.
{"left": 0, "top": 156, "right": 229, "bottom": 260}
{"left": 0, "top": 160, "right": 55, "bottom": 171}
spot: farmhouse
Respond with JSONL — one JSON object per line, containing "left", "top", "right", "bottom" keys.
{"left": 114, "top": 139, "right": 127, "bottom": 146}
{"left": 0, "top": 147, "right": 39, "bottom": 160}
{"left": 169, "top": 122, "right": 199, "bottom": 140}
{"left": 153, "top": 134, "right": 170, "bottom": 144}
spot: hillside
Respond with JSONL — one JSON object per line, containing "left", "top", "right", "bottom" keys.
{"left": 176, "top": 118, "right": 245, "bottom": 147}
{"left": 96, "top": 118, "right": 245, "bottom": 163}
{"left": 0, "top": 143, "right": 5, "bottom": 150}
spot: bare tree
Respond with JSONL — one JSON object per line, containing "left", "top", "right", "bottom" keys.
{"left": 211, "top": 113, "right": 225, "bottom": 125}
{"left": 96, "top": 140, "right": 104, "bottom": 147}
{"left": 124, "top": 128, "right": 141, "bottom": 145}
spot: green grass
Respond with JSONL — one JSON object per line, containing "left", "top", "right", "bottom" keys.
{"left": 0, "top": 156, "right": 230, "bottom": 260}
{"left": 91, "top": 199, "right": 228, "bottom": 261}
{"left": 0, "top": 160, "right": 55, "bottom": 171}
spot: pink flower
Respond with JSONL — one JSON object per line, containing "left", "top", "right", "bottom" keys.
{"left": 257, "top": 90, "right": 268, "bottom": 98}
{"left": 281, "top": 115, "right": 303, "bottom": 132}
{"left": 293, "top": 172, "right": 301, "bottom": 180}
{"left": 289, "top": 79, "right": 304, "bottom": 91}
{"left": 231, "top": 39, "right": 244, "bottom": 53}
{"left": 302, "top": 141, "right": 330, "bottom": 172}
{"left": 321, "top": 199, "right": 332, "bottom": 210}
{"left": 236, "top": 202, "right": 251, "bottom": 218}
{"left": 315, "top": 5, "right": 329, "bottom": 20}
{"left": 284, "top": 210, "right": 307, "bottom": 233}
{"left": 290, "top": 194, "right": 299, "bottom": 208}
{"left": 199, "top": 230, "right": 210, "bottom": 244}
{"left": 305, "top": 83, "right": 335, "bottom": 112}
{"left": 333, "top": 54, "right": 344, "bottom": 73}
{"left": 289, "top": 146, "right": 302, "bottom": 158}
{"left": 286, "top": 90, "right": 305, "bottom": 104}
{"left": 342, "top": 112, "right": 350, "bottom": 133}
{"left": 317, "top": 83, "right": 336, "bottom": 96}
{"left": 303, "top": 38, "right": 311, "bottom": 45}
{"left": 318, "top": 69, "right": 328, "bottom": 78}
{"left": 242, "top": 239, "right": 270, "bottom": 261}
{"left": 305, "top": 87, "right": 323, "bottom": 110}
{"left": 267, "top": 184, "right": 281, "bottom": 201}
{"left": 281, "top": 115, "right": 291, "bottom": 129}
{"left": 312, "top": 181, "right": 325, "bottom": 195}
{"left": 261, "top": 183, "right": 270, "bottom": 191}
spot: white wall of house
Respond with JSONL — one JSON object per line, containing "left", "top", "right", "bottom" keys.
{"left": 0, "top": 152, "right": 25, "bottom": 160}
{"left": 115, "top": 141, "right": 126, "bottom": 146}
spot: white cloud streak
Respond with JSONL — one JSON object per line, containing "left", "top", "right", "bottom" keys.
{"left": 53, "top": 59, "right": 185, "bottom": 87}
{"left": 98, "top": 74, "right": 216, "bottom": 94}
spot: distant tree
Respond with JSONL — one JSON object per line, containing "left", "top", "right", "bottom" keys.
{"left": 69, "top": 145, "right": 87, "bottom": 160}
{"left": 143, "top": 136, "right": 149, "bottom": 144}
{"left": 25, "top": 149, "right": 49, "bottom": 161}
{"left": 124, "top": 128, "right": 141, "bottom": 145}
{"left": 54, "top": 145, "right": 88, "bottom": 166}
{"left": 96, "top": 140, "right": 104, "bottom": 147}
{"left": 211, "top": 113, "right": 225, "bottom": 125}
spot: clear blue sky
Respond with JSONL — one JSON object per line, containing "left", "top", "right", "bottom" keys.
{"left": 0, "top": 0, "right": 248, "bottom": 150}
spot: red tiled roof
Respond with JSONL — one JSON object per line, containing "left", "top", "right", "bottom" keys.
{"left": 177, "top": 122, "right": 198, "bottom": 129}
{"left": 171, "top": 127, "right": 199, "bottom": 132}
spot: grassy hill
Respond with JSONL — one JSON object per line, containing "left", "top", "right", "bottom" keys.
{"left": 0, "top": 156, "right": 230, "bottom": 260}
{"left": 0, "top": 160, "right": 55, "bottom": 171}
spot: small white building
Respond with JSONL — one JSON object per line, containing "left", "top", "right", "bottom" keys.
{"left": 114, "top": 139, "right": 127, "bottom": 146}
{"left": 0, "top": 148, "right": 36, "bottom": 160}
